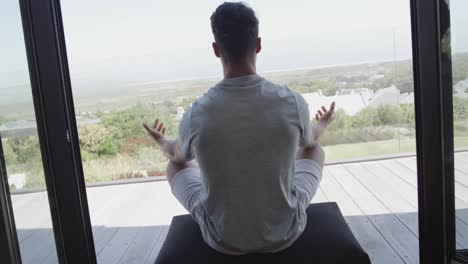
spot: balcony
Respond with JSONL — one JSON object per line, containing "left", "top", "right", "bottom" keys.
{"left": 10, "top": 151, "right": 468, "bottom": 264}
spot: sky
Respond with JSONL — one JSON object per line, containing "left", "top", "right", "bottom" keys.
{"left": 1, "top": 0, "right": 468, "bottom": 90}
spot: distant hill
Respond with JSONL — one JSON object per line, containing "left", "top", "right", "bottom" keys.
{"left": 1, "top": 52, "right": 467, "bottom": 120}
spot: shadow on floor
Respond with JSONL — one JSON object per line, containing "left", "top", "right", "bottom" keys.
{"left": 14, "top": 208, "right": 468, "bottom": 264}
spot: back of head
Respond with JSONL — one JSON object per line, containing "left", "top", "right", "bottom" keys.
{"left": 210, "top": 2, "right": 259, "bottom": 65}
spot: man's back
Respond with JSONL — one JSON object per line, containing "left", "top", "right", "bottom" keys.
{"left": 176, "top": 74, "right": 321, "bottom": 254}
{"left": 142, "top": 3, "right": 332, "bottom": 256}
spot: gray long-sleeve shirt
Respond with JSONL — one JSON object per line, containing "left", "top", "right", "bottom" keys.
{"left": 178, "top": 74, "right": 314, "bottom": 254}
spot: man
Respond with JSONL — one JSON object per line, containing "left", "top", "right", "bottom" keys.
{"left": 143, "top": 2, "right": 335, "bottom": 255}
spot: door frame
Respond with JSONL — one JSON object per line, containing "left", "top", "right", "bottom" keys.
{"left": 0, "top": 135, "right": 22, "bottom": 264}
{"left": 17, "top": 0, "right": 97, "bottom": 262}
{"left": 410, "top": 0, "right": 462, "bottom": 263}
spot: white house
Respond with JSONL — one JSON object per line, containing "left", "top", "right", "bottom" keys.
{"left": 175, "top": 107, "right": 185, "bottom": 121}
{"left": 8, "top": 174, "right": 26, "bottom": 190}
{"left": 302, "top": 86, "right": 416, "bottom": 119}
{"left": 369, "top": 86, "right": 414, "bottom": 106}
{"left": 302, "top": 88, "right": 372, "bottom": 116}
{"left": 454, "top": 78, "right": 468, "bottom": 98}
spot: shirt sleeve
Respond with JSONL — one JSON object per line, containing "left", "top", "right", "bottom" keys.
{"left": 295, "top": 93, "right": 314, "bottom": 147}
{"left": 177, "top": 107, "right": 195, "bottom": 161}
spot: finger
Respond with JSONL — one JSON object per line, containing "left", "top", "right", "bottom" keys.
{"left": 318, "top": 110, "right": 324, "bottom": 116}
{"left": 330, "top": 102, "right": 336, "bottom": 112}
{"left": 153, "top": 118, "right": 159, "bottom": 129}
{"left": 157, "top": 122, "right": 164, "bottom": 132}
{"left": 162, "top": 127, "right": 166, "bottom": 135}
{"left": 315, "top": 113, "right": 319, "bottom": 121}
{"left": 321, "top": 106, "right": 327, "bottom": 113}
{"left": 143, "top": 123, "right": 153, "bottom": 134}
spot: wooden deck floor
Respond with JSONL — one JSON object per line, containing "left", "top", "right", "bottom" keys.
{"left": 10, "top": 152, "right": 468, "bottom": 264}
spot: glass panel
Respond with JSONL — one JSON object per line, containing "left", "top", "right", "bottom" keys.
{"left": 61, "top": 0, "right": 417, "bottom": 262}
{"left": 0, "top": 1, "right": 58, "bottom": 263}
{"left": 450, "top": 0, "right": 468, "bottom": 250}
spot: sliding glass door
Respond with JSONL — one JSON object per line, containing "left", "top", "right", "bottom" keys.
{"left": 0, "top": 0, "right": 465, "bottom": 264}
{"left": 451, "top": 0, "right": 468, "bottom": 261}
{"left": 411, "top": 0, "right": 468, "bottom": 263}
{"left": 1, "top": 0, "right": 97, "bottom": 263}
{"left": 0, "top": 1, "right": 58, "bottom": 263}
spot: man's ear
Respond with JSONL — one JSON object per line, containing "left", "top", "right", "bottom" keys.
{"left": 212, "top": 42, "right": 221, "bottom": 58}
{"left": 256, "top": 37, "right": 262, "bottom": 54}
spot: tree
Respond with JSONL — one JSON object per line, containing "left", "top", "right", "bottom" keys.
{"left": 351, "top": 107, "right": 380, "bottom": 128}
{"left": 376, "top": 105, "right": 403, "bottom": 126}
{"left": 452, "top": 52, "right": 468, "bottom": 83}
{"left": 399, "top": 103, "right": 415, "bottom": 124}
{"left": 100, "top": 104, "right": 177, "bottom": 154}
{"left": 327, "top": 109, "right": 350, "bottom": 131}
{"left": 7, "top": 136, "right": 41, "bottom": 164}
{"left": 288, "top": 80, "right": 336, "bottom": 95}
{"left": 2, "top": 139, "right": 17, "bottom": 165}
{"left": 78, "top": 124, "right": 118, "bottom": 158}
{"left": 78, "top": 124, "right": 108, "bottom": 154}
{"left": 454, "top": 97, "right": 468, "bottom": 120}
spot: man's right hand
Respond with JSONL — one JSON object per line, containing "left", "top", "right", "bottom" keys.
{"left": 315, "top": 102, "right": 336, "bottom": 127}
{"left": 143, "top": 118, "right": 167, "bottom": 145}
{"left": 312, "top": 102, "right": 336, "bottom": 144}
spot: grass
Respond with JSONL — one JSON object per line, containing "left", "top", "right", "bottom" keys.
{"left": 324, "top": 136, "right": 468, "bottom": 162}
{"left": 9, "top": 136, "right": 468, "bottom": 190}
{"left": 324, "top": 138, "right": 416, "bottom": 161}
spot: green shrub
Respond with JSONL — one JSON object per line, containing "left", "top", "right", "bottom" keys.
{"left": 4, "top": 136, "right": 41, "bottom": 164}
{"left": 377, "top": 105, "right": 403, "bottom": 126}
{"left": 101, "top": 104, "right": 176, "bottom": 141}
{"left": 327, "top": 109, "right": 350, "bottom": 131}
{"left": 454, "top": 97, "right": 468, "bottom": 120}
{"left": 351, "top": 107, "right": 380, "bottom": 128}
{"left": 400, "top": 103, "right": 415, "bottom": 124}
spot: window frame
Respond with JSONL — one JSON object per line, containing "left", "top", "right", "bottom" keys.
{"left": 17, "top": 0, "right": 97, "bottom": 262}
{"left": 410, "top": 0, "right": 464, "bottom": 263}
{"left": 0, "top": 135, "right": 22, "bottom": 264}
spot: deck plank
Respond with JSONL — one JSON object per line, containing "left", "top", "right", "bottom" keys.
{"left": 41, "top": 186, "right": 135, "bottom": 264}
{"left": 144, "top": 227, "right": 170, "bottom": 264}
{"left": 96, "top": 183, "right": 155, "bottom": 264}
{"left": 379, "top": 160, "right": 417, "bottom": 188}
{"left": 344, "top": 162, "right": 419, "bottom": 237}
{"left": 328, "top": 164, "right": 419, "bottom": 264}
{"left": 321, "top": 168, "right": 404, "bottom": 264}
{"left": 12, "top": 192, "right": 54, "bottom": 243}
{"left": 383, "top": 155, "right": 468, "bottom": 249}
{"left": 455, "top": 153, "right": 468, "bottom": 174}
{"left": 455, "top": 183, "right": 468, "bottom": 205}
{"left": 12, "top": 153, "right": 468, "bottom": 263}
{"left": 117, "top": 226, "right": 165, "bottom": 264}
{"left": 456, "top": 170, "right": 468, "bottom": 189}
{"left": 117, "top": 182, "right": 175, "bottom": 264}
{"left": 20, "top": 229, "right": 56, "bottom": 264}
{"left": 89, "top": 185, "right": 141, "bottom": 255}
{"left": 361, "top": 162, "right": 418, "bottom": 208}
{"left": 312, "top": 187, "right": 328, "bottom": 203}
{"left": 396, "top": 157, "right": 417, "bottom": 172}
{"left": 13, "top": 191, "right": 57, "bottom": 264}
{"left": 380, "top": 157, "right": 468, "bottom": 249}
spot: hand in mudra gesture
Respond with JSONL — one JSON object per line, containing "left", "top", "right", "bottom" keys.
{"left": 143, "top": 118, "right": 167, "bottom": 144}
{"left": 315, "top": 102, "right": 336, "bottom": 127}
{"left": 311, "top": 102, "right": 336, "bottom": 144}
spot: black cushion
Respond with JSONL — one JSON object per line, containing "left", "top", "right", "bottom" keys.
{"left": 155, "top": 202, "right": 371, "bottom": 264}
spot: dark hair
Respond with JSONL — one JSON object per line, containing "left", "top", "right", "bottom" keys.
{"left": 210, "top": 2, "right": 259, "bottom": 64}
